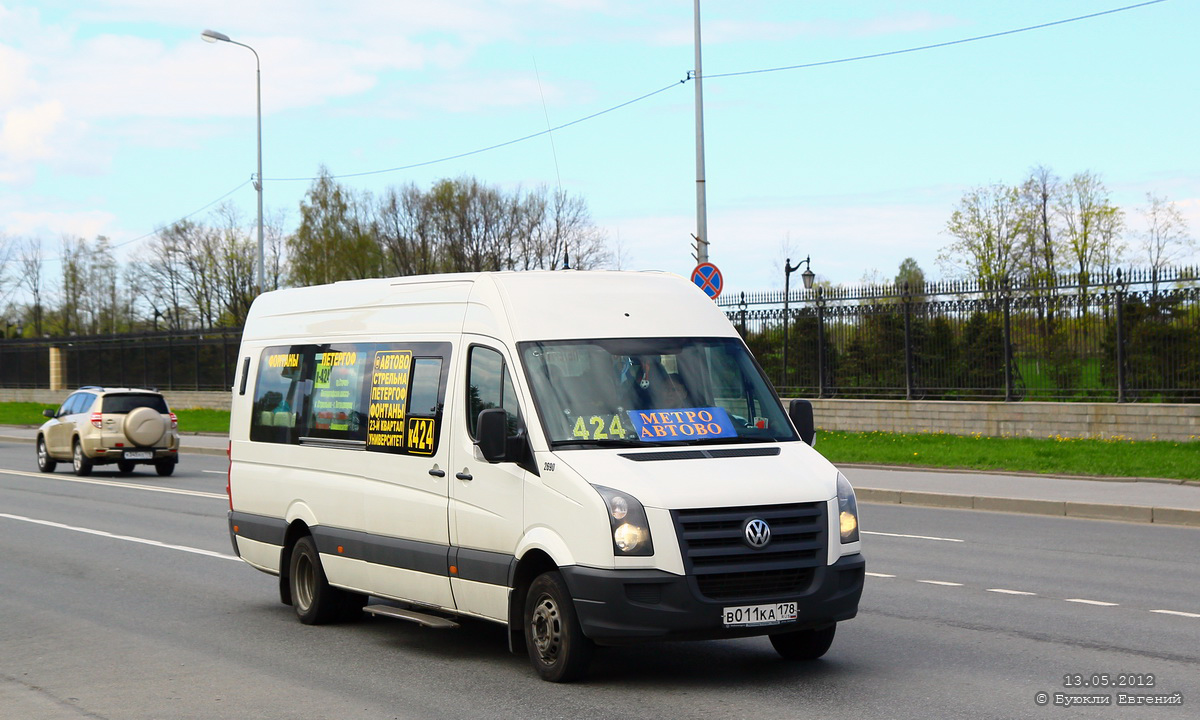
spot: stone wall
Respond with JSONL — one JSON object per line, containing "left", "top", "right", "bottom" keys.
{"left": 0, "top": 388, "right": 232, "bottom": 412}
{"left": 806, "top": 398, "right": 1200, "bottom": 443}
{"left": 3, "top": 388, "right": 1196, "bottom": 441}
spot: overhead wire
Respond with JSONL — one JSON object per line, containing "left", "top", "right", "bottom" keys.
{"left": 266, "top": 0, "right": 1167, "bottom": 184}
{"left": 707, "top": 0, "right": 1169, "bottom": 79}
{"left": 78, "top": 0, "right": 1167, "bottom": 255}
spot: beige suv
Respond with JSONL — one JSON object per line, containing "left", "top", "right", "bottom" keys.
{"left": 37, "top": 387, "right": 180, "bottom": 477}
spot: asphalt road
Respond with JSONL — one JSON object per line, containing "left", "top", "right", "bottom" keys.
{"left": 2, "top": 443, "right": 1197, "bottom": 719}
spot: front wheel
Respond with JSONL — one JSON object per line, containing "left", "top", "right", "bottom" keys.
{"left": 770, "top": 623, "right": 836, "bottom": 661}
{"left": 117, "top": 460, "right": 136, "bottom": 474}
{"left": 36, "top": 437, "right": 57, "bottom": 473}
{"left": 72, "top": 440, "right": 93, "bottom": 477}
{"left": 524, "top": 571, "right": 594, "bottom": 682}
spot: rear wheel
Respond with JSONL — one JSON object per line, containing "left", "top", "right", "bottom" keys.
{"left": 524, "top": 571, "right": 594, "bottom": 682}
{"left": 72, "top": 440, "right": 93, "bottom": 477}
{"left": 770, "top": 624, "right": 836, "bottom": 661}
{"left": 36, "top": 437, "right": 57, "bottom": 473}
{"left": 288, "top": 536, "right": 362, "bottom": 624}
{"left": 154, "top": 459, "right": 175, "bottom": 477}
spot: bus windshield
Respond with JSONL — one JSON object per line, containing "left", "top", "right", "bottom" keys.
{"left": 519, "top": 337, "right": 796, "bottom": 447}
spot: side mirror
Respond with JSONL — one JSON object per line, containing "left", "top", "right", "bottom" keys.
{"left": 43, "top": 409, "right": 55, "bottom": 418}
{"left": 788, "top": 399, "right": 816, "bottom": 446}
{"left": 475, "top": 408, "right": 509, "bottom": 462}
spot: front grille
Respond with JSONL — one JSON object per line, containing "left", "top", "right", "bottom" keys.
{"left": 673, "top": 502, "right": 826, "bottom": 601}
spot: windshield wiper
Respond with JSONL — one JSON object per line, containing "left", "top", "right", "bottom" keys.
{"left": 674, "top": 436, "right": 780, "bottom": 446}
{"left": 550, "top": 438, "right": 673, "bottom": 449}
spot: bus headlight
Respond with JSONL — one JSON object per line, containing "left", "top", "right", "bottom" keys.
{"left": 837, "top": 472, "right": 860, "bottom": 544}
{"left": 593, "top": 485, "right": 654, "bottom": 556}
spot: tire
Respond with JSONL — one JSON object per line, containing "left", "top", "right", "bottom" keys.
{"left": 289, "top": 536, "right": 347, "bottom": 625}
{"left": 72, "top": 440, "right": 93, "bottom": 477}
{"left": 524, "top": 571, "right": 594, "bottom": 682}
{"left": 36, "top": 437, "right": 57, "bottom": 473}
{"left": 117, "top": 460, "right": 136, "bottom": 474}
{"left": 770, "top": 624, "right": 836, "bottom": 661}
{"left": 154, "top": 459, "right": 175, "bottom": 477}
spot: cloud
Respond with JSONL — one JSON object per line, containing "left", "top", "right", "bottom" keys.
{"left": 0, "top": 101, "right": 64, "bottom": 163}
{"left": 1, "top": 208, "right": 118, "bottom": 240}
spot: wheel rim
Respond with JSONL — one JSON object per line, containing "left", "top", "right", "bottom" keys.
{"left": 294, "top": 551, "right": 315, "bottom": 612}
{"left": 529, "top": 593, "right": 562, "bottom": 665}
{"left": 38, "top": 440, "right": 48, "bottom": 467}
{"left": 73, "top": 444, "right": 82, "bottom": 470}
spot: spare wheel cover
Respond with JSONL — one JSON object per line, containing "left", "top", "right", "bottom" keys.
{"left": 124, "top": 406, "right": 167, "bottom": 447}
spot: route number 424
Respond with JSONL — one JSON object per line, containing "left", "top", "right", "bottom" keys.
{"left": 572, "top": 414, "right": 628, "bottom": 440}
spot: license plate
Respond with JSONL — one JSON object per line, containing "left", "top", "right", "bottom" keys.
{"left": 723, "top": 602, "right": 798, "bottom": 628}
{"left": 123, "top": 451, "right": 153, "bottom": 460}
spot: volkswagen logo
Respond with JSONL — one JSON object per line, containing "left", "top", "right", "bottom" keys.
{"left": 743, "top": 517, "right": 771, "bottom": 549}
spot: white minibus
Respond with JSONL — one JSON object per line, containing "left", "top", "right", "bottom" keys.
{"left": 227, "top": 270, "right": 863, "bottom": 681}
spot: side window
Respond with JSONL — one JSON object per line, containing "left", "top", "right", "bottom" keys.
{"left": 250, "top": 347, "right": 310, "bottom": 444}
{"left": 72, "top": 393, "right": 96, "bottom": 415}
{"left": 367, "top": 355, "right": 444, "bottom": 456}
{"left": 308, "top": 346, "right": 368, "bottom": 441}
{"left": 249, "top": 342, "right": 450, "bottom": 456}
{"left": 466, "top": 346, "right": 521, "bottom": 438}
{"left": 58, "top": 393, "right": 80, "bottom": 417}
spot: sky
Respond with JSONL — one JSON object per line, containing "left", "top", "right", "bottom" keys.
{"left": 2, "top": 0, "right": 1198, "bottom": 302}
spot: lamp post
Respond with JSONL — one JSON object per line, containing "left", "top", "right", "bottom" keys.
{"left": 782, "top": 256, "right": 815, "bottom": 390}
{"left": 202, "top": 28, "right": 264, "bottom": 293}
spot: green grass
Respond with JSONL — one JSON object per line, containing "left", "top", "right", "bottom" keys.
{"left": 817, "top": 429, "right": 1200, "bottom": 481}
{"left": 174, "top": 409, "right": 231, "bottom": 434}
{"left": 2, "top": 401, "right": 1195, "bottom": 480}
{"left": 0, "top": 402, "right": 230, "bottom": 435}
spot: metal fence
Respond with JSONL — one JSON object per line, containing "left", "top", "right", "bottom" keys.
{"left": 0, "top": 328, "right": 243, "bottom": 392}
{"left": 719, "top": 267, "right": 1200, "bottom": 402}
{"left": 2, "top": 267, "right": 1197, "bottom": 402}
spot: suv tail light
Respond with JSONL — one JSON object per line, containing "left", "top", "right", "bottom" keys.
{"left": 169, "top": 412, "right": 178, "bottom": 429}
{"left": 90, "top": 412, "right": 103, "bottom": 428}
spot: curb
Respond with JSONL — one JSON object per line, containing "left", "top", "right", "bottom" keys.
{"left": 857, "top": 487, "right": 1200, "bottom": 528}
{"left": 0, "top": 434, "right": 227, "bottom": 457}
{"left": 840, "top": 462, "right": 1199, "bottom": 487}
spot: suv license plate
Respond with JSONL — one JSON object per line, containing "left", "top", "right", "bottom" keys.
{"left": 123, "top": 451, "right": 153, "bottom": 460}
{"left": 723, "top": 602, "right": 798, "bottom": 628}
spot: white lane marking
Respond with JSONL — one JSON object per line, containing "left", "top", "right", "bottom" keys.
{"left": 0, "top": 512, "right": 239, "bottom": 561}
{"left": 1151, "top": 609, "right": 1200, "bottom": 618}
{"left": 1065, "top": 598, "right": 1119, "bottom": 607}
{"left": 987, "top": 588, "right": 1037, "bottom": 596}
{"left": 862, "top": 530, "right": 964, "bottom": 543}
{"left": 0, "top": 468, "right": 225, "bottom": 500}
{"left": 866, "top": 572, "right": 895, "bottom": 578}
{"left": 918, "top": 580, "right": 964, "bottom": 587}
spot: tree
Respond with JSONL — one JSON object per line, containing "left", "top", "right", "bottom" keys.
{"left": 939, "top": 183, "right": 1023, "bottom": 289}
{"left": 1138, "top": 193, "right": 1193, "bottom": 290}
{"left": 17, "top": 238, "right": 46, "bottom": 336}
{"left": 894, "top": 257, "right": 925, "bottom": 291}
{"left": 288, "top": 167, "right": 383, "bottom": 286}
{"left": 1018, "top": 165, "right": 1060, "bottom": 285}
{"left": 1056, "top": 171, "right": 1125, "bottom": 289}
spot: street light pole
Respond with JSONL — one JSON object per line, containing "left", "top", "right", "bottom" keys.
{"left": 782, "top": 256, "right": 816, "bottom": 391}
{"left": 202, "top": 28, "right": 265, "bottom": 294}
{"left": 692, "top": 0, "right": 709, "bottom": 264}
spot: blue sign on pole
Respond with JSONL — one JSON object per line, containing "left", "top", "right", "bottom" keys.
{"left": 691, "top": 262, "right": 723, "bottom": 299}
